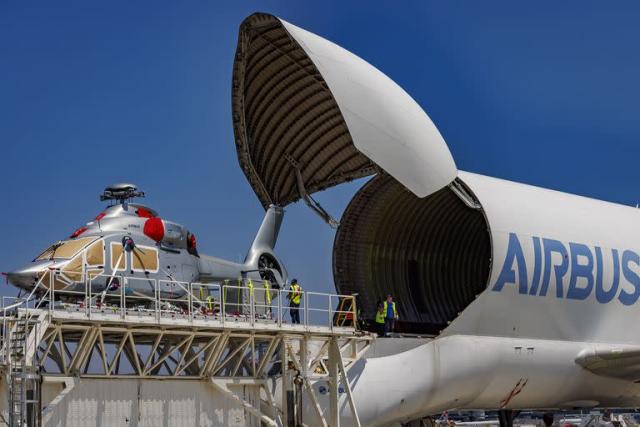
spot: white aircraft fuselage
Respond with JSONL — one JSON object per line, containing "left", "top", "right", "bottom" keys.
{"left": 325, "top": 170, "right": 640, "bottom": 426}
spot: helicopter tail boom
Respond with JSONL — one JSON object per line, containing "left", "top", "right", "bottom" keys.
{"left": 242, "top": 205, "right": 287, "bottom": 285}
{"left": 247, "top": 205, "right": 284, "bottom": 256}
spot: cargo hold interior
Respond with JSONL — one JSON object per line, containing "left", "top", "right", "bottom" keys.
{"left": 333, "top": 175, "right": 492, "bottom": 335}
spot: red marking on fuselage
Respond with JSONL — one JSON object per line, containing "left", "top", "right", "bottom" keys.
{"left": 143, "top": 217, "right": 164, "bottom": 241}
{"left": 136, "top": 207, "right": 154, "bottom": 218}
{"left": 70, "top": 226, "right": 88, "bottom": 238}
{"left": 500, "top": 378, "right": 528, "bottom": 408}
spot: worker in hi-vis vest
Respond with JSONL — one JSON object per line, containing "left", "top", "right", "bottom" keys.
{"left": 263, "top": 279, "right": 272, "bottom": 317}
{"left": 383, "top": 294, "right": 398, "bottom": 337}
{"left": 247, "top": 278, "right": 254, "bottom": 316}
{"left": 263, "top": 280, "right": 271, "bottom": 304}
{"left": 288, "top": 279, "right": 302, "bottom": 324}
{"left": 374, "top": 302, "right": 385, "bottom": 337}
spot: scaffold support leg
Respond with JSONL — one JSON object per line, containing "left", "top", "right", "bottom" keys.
{"left": 286, "top": 343, "right": 327, "bottom": 427}
{"left": 336, "top": 341, "right": 361, "bottom": 427}
{"left": 329, "top": 337, "right": 340, "bottom": 427}
{"left": 281, "top": 337, "right": 289, "bottom": 427}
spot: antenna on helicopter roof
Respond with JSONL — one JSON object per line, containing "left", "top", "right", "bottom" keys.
{"left": 100, "top": 183, "right": 145, "bottom": 205}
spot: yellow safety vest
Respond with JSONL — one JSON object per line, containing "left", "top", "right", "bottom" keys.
{"left": 290, "top": 284, "right": 302, "bottom": 305}
{"left": 264, "top": 280, "right": 271, "bottom": 304}
{"left": 383, "top": 301, "right": 397, "bottom": 319}
{"left": 200, "top": 287, "right": 214, "bottom": 312}
{"left": 223, "top": 279, "right": 229, "bottom": 304}
{"left": 375, "top": 310, "right": 385, "bottom": 324}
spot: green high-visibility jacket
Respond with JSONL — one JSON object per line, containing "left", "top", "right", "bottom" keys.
{"left": 375, "top": 310, "right": 385, "bottom": 324}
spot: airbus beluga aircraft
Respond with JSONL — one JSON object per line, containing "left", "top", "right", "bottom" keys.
{"left": 7, "top": 183, "right": 287, "bottom": 302}
{"left": 231, "top": 13, "right": 640, "bottom": 427}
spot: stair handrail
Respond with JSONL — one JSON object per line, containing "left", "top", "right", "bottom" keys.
{"left": 3, "top": 268, "right": 52, "bottom": 366}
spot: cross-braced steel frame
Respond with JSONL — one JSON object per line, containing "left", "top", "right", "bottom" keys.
{"left": 3, "top": 308, "right": 372, "bottom": 426}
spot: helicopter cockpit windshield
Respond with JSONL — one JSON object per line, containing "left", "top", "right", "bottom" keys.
{"left": 32, "top": 237, "right": 105, "bottom": 287}
{"left": 35, "top": 237, "right": 99, "bottom": 261}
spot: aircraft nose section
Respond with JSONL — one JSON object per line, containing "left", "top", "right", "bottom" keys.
{"left": 7, "top": 271, "right": 38, "bottom": 290}
{"left": 6, "top": 266, "right": 46, "bottom": 290}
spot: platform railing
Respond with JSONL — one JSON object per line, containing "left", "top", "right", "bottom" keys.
{"left": 3, "top": 271, "right": 358, "bottom": 332}
{"left": 1, "top": 269, "right": 55, "bottom": 364}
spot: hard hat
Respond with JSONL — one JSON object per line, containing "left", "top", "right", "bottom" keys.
{"left": 291, "top": 278, "right": 298, "bottom": 284}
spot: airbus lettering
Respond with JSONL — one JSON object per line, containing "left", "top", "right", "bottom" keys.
{"left": 492, "top": 232, "right": 640, "bottom": 305}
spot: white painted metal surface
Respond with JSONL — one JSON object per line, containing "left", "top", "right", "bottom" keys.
{"left": 445, "top": 171, "right": 640, "bottom": 345}
{"left": 280, "top": 19, "right": 457, "bottom": 198}
{"left": 314, "top": 336, "right": 640, "bottom": 427}
{"left": 39, "top": 378, "right": 256, "bottom": 427}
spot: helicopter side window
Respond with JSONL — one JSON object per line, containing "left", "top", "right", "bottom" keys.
{"left": 62, "top": 253, "right": 83, "bottom": 282}
{"left": 110, "top": 242, "right": 127, "bottom": 271}
{"left": 132, "top": 246, "right": 159, "bottom": 273}
{"left": 37, "top": 270, "right": 69, "bottom": 291}
{"left": 86, "top": 240, "right": 105, "bottom": 267}
{"left": 52, "top": 239, "right": 105, "bottom": 284}
{"left": 86, "top": 240, "right": 105, "bottom": 279}
{"left": 35, "top": 237, "right": 99, "bottom": 261}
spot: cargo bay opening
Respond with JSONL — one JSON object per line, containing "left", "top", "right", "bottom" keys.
{"left": 334, "top": 175, "right": 492, "bottom": 335}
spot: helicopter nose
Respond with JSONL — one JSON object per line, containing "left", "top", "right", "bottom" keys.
{"left": 6, "top": 269, "right": 41, "bottom": 290}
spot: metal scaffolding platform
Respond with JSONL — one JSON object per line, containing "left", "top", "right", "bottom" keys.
{"left": 0, "top": 276, "right": 372, "bottom": 426}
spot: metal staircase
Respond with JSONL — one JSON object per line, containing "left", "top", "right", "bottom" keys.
{"left": 7, "top": 314, "right": 42, "bottom": 427}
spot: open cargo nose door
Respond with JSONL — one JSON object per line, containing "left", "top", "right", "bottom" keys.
{"left": 232, "top": 13, "right": 456, "bottom": 209}
{"left": 232, "top": 14, "right": 491, "bottom": 335}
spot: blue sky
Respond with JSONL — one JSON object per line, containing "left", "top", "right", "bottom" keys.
{"left": 2, "top": 1, "right": 640, "bottom": 296}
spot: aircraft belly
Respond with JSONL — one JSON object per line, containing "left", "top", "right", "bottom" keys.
{"left": 337, "top": 335, "right": 640, "bottom": 426}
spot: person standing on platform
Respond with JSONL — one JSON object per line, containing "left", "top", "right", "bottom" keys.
{"left": 288, "top": 279, "right": 302, "bottom": 324}
{"left": 383, "top": 294, "right": 398, "bottom": 337}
